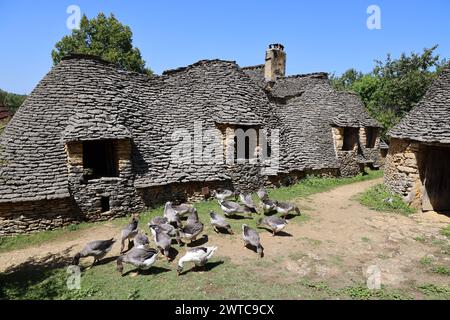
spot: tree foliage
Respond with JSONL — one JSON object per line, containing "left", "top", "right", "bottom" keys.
{"left": 0, "top": 89, "right": 27, "bottom": 112}
{"left": 331, "top": 46, "right": 447, "bottom": 139}
{"left": 52, "top": 13, "right": 152, "bottom": 75}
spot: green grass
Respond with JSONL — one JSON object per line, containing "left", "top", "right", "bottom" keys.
{"left": 0, "top": 169, "right": 383, "bottom": 254}
{"left": 341, "top": 285, "right": 411, "bottom": 300}
{"left": 420, "top": 256, "right": 433, "bottom": 266}
{"left": 417, "top": 283, "right": 450, "bottom": 300}
{"left": 413, "top": 236, "right": 426, "bottom": 243}
{"left": 441, "top": 224, "right": 450, "bottom": 239}
{"left": 432, "top": 266, "right": 450, "bottom": 276}
{"left": 356, "top": 184, "right": 416, "bottom": 215}
{"left": 0, "top": 255, "right": 416, "bottom": 300}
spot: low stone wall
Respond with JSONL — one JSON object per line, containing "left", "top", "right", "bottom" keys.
{"left": 137, "top": 180, "right": 234, "bottom": 208}
{"left": 384, "top": 138, "right": 424, "bottom": 207}
{"left": 0, "top": 198, "right": 81, "bottom": 236}
{"left": 332, "top": 127, "right": 382, "bottom": 177}
{"left": 267, "top": 168, "right": 339, "bottom": 187}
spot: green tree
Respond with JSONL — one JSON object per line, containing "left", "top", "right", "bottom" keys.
{"left": 331, "top": 68, "right": 363, "bottom": 91}
{"left": 0, "top": 89, "right": 27, "bottom": 112}
{"left": 333, "top": 46, "right": 447, "bottom": 139}
{"left": 52, "top": 13, "right": 152, "bottom": 75}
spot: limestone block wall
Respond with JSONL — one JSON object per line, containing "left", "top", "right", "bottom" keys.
{"left": 65, "top": 139, "right": 145, "bottom": 221}
{"left": 0, "top": 198, "right": 80, "bottom": 236}
{"left": 360, "top": 127, "right": 383, "bottom": 168}
{"left": 384, "top": 138, "right": 424, "bottom": 206}
{"left": 138, "top": 180, "right": 234, "bottom": 208}
{"left": 267, "top": 168, "right": 339, "bottom": 187}
{"left": 217, "top": 124, "right": 268, "bottom": 193}
{"left": 332, "top": 127, "right": 382, "bottom": 177}
{"left": 332, "top": 127, "right": 362, "bottom": 177}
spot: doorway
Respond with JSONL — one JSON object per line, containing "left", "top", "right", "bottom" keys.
{"left": 422, "top": 145, "right": 450, "bottom": 212}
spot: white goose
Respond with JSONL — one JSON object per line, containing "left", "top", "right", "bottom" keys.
{"left": 177, "top": 246, "right": 218, "bottom": 275}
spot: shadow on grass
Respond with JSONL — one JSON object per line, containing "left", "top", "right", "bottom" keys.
{"left": 122, "top": 266, "right": 172, "bottom": 277}
{"left": 185, "top": 235, "right": 209, "bottom": 247}
{"left": 0, "top": 247, "right": 74, "bottom": 299}
{"left": 275, "top": 231, "right": 293, "bottom": 237}
{"left": 212, "top": 227, "right": 234, "bottom": 235}
{"left": 86, "top": 256, "right": 118, "bottom": 268}
{"left": 179, "top": 260, "right": 225, "bottom": 276}
{"left": 257, "top": 227, "right": 293, "bottom": 237}
{"left": 244, "top": 244, "right": 264, "bottom": 257}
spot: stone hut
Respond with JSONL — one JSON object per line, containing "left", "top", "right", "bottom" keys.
{"left": 0, "top": 45, "right": 381, "bottom": 235}
{"left": 385, "top": 63, "right": 450, "bottom": 212}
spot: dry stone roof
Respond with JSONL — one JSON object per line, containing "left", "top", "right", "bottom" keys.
{"left": 389, "top": 63, "right": 450, "bottom": 144}
{"left": 0, "top": 54, "right": 380, "bottom": 203}
{"left": 0, "top": 55, "right": 271, "bottom": 203}
{"left": 242, "top": 67, "right": 380, "bottom": 172}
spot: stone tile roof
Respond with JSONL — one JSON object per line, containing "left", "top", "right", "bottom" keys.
{"left": 0, "top": 55, "right": 271, "bottom": 202}
{"left": 240, "top": 68, "right": 380, "bottom": 172}
{"left": 62, "top": 113, "right": 132, "bottom": 142}
{"left": 389, "top": 63, "right": 450, "bottom": 144}
{"left": 274, "top": 79, "right": 380, "bottom": 172}
{"left": 0, "top": 54, "right": 380, "bottom": 203}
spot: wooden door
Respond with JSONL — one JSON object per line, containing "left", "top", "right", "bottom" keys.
{"left": 423, "top": 146, "right": 450, "bottom": 212}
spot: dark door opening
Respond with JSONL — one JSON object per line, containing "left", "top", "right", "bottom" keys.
{"left": 101, "top": 196, "right": 110, "bottom": 212}
{"left": 365, "top": 127, "right": 378, "bottom": 148}
{"left": 83, "top": 140, "right": 118, "bottom": 179}
{"left": 233, "top": 127, "right": 258, "bottom": 161}
{"left": 342, "top": 128, "right": 359, "bottom": 151}
{"left": 422, "top": 145, "right": 450, "bottom": 212}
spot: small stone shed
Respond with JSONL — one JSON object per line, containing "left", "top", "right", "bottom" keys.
{"left": 385, "top": 64, "right": 450, "bottom": 212}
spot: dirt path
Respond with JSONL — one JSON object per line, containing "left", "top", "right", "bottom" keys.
{"left": 213, "top": 178, "right": 450, "bottom": 289}
{"left": 1, "top": 178, "right": 449, "bottom": 291}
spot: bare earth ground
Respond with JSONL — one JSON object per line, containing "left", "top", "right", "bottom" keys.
{"left": 1, "top": 178, "right": 449, "bottom": 293}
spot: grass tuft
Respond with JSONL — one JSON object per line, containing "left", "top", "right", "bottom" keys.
{"left": 441, "top": 224, "right": 450, "bottom": 239}
{"left": 356, "top": 184, "right": 416, "bottom": 215}
{"left": 417, "top": 283, "right": 450, "bottom": 300}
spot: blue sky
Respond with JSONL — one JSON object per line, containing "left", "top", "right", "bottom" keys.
{"left": 0, "top": 0, "right": 449, "bottom": 94}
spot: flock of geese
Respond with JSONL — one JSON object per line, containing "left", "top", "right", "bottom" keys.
{"left": 72, "top": 188, "right": 301, "bottom": 276}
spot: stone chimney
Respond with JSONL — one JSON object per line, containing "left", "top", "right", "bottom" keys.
{"left": 264, "top": 43, "right": 286, "bottom": 82}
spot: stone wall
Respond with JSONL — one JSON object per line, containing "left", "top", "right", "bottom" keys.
{"left": 384, "top": 138, "right": 424, "bottom": 207}
{"left": 0, "top": 198, "right": 80, "bottom": 236}
{"left": 65, "top": 139, "right": 145, "bottom": 220}
{"left": 332, "top": 127, "right": 362, "bottom": 177}
{"left": 332, "top": 127, "right": 382, "bottom": 177}
{"left": 218, "top": 124, "right": 268, "bottom": 193}
{"left": 138, "top": 180, "right": 234, "bottom": 208}
{"left": 267, "top": 168, "right": 339, "bottom": 187}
